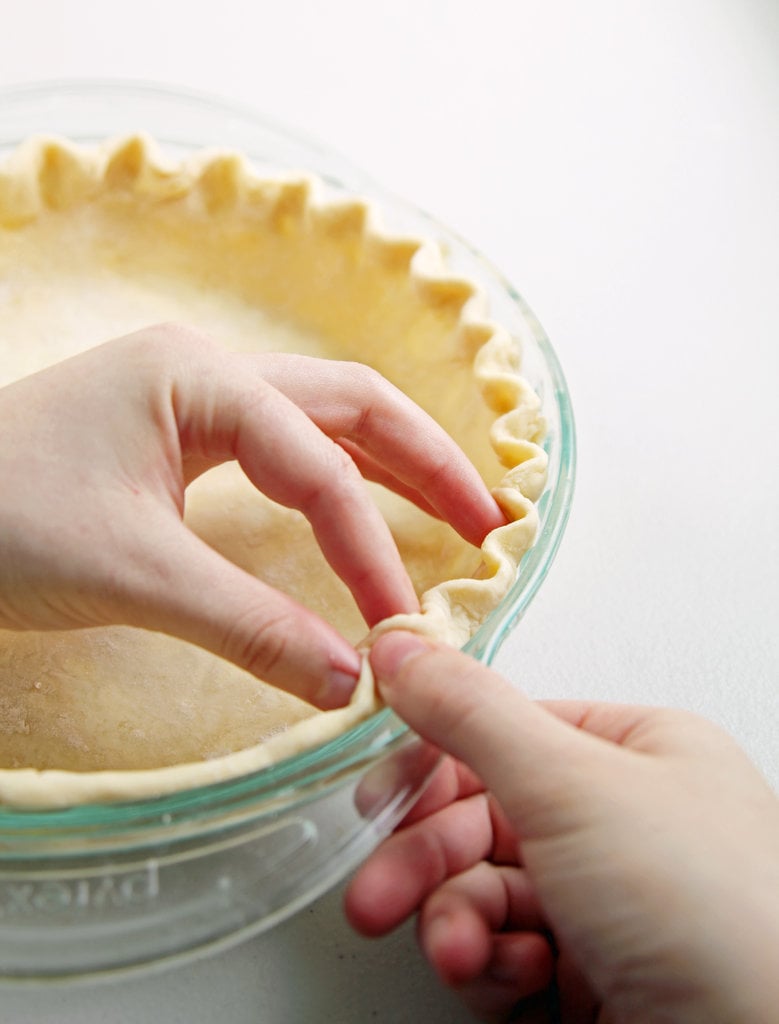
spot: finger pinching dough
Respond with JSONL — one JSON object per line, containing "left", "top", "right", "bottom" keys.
{"left": 0, "top": 136, "right": 547, "bottom": 807}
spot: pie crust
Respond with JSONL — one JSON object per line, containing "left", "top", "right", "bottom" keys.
{"left": 0, "top": 136, "right": 547, "bottom": 807}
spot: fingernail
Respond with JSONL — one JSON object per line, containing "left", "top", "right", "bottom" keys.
{"left": 370, "top": 631, "right": 431, "bottom": 681}
{"left": 317, "top": 666, "right": 360, "bottom": 710}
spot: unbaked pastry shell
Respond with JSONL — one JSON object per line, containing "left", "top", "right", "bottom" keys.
{"left": 0, "top": 136, "right": 546, "bottom": 807}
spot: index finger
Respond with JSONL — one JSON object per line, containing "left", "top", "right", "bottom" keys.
{"left": 254, "top": 353, "right": 507, "bottom": 547}
{"left": 173, "top": 352, "right": 419, "bottom": 626}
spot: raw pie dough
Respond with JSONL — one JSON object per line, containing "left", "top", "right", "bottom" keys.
{"left": 0, "top": 136, "right": 546, "bottom": 808}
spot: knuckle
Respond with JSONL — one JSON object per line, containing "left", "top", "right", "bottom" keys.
{"left": 343, "top": 361, "right": 385, "bottom": 390}
{"left": 221, "top": 606, "right": 296, "bottom": 681}
{"left": 122, "top": 322, "right": 219, "bottom": 370}
{"left": 344, "top": 364, "right": 395, "bottom": 432}
{"left": 421, "top": 452, "right": 452, "bottom": 490}
{"left": 303, "top": 442, "right": 362, "bottom": 507}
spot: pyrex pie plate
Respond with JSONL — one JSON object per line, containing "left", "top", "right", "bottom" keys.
{"left": 0, "top": 80, "right": 575, "bottom": 981}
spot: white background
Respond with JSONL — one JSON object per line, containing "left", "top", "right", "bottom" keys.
{"left": 1, "top": 1, "right": 777, "bottom": 1020}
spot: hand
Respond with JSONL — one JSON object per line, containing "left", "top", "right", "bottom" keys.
{"left": 0, "top": 325, "right": 505, "bottom": 708}
{"left": 346, "top": 632, "right": 779, "bottom": 1023}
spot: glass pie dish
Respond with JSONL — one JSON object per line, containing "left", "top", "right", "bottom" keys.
{"left": 0, "top": 80, "right": 575, "bottom": 981}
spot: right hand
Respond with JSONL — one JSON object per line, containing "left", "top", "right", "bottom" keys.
{"left": 346, "top": 631, "right": 779, "bottom": 1023}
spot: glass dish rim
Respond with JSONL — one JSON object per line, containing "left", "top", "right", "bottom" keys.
{"left": 0, "top": 78, "right": 577, "bottom": 832}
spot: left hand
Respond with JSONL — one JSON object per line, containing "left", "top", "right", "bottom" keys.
{"left": 0, "top": 324, "right": 505, "bottom": 707}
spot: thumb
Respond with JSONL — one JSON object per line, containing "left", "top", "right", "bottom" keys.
{"left": 116, "top": 512, "right": 362, "bottom": 710}
{"left": 369, "top": 631, "right": 608, "bottom": 833}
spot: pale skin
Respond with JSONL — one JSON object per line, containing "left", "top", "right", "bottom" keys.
{"left": 3, "top": 327, "right": 777, "bottom": 1020}
{"left": 346, "top": 632, "right": 779, "bottom": 1023}
{"left": 0, "top": 323, "right": 505, "bottom": 708}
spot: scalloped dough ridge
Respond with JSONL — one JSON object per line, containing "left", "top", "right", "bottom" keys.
{"left": 0, "top": 136, "right": 547, "bottom": 807}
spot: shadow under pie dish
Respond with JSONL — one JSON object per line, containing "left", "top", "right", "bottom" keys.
{"left": 0, "top": 84, "right": 574, "bottom": 979}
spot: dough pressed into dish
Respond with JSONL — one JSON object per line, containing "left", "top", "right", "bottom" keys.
{"left": 0, "top": 136, "right": 547, "bottom": 807}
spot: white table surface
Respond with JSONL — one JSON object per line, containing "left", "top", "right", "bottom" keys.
{"left": 1, "top": 1, "right": 777, "bottom": 1020}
